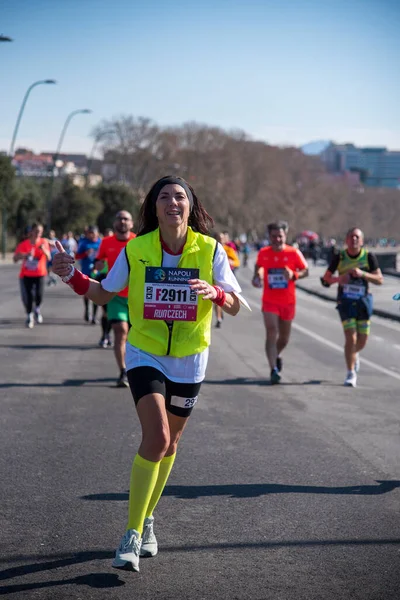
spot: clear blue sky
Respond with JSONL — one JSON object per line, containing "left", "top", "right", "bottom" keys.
{"left": 1, "top": 0, "right": 399, "bottom": 155}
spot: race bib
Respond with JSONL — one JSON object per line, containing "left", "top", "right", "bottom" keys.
{"left": 170, "top": 395, "right": 198, "bottom": 409}
{"left": 342, "top": 284, "right": 365, "bottom": 300}
{"left": 268, "top": 268, "right": 288, "bottom": 289}
{"left": 144, "top": 267, "right": 199, "bottom": 321}
{"left": 25, "top": 257, "right": 39, "bottom": 271}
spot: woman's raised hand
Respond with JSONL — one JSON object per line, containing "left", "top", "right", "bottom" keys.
{"left": 52, "top": 240, "right": 75, "bottom": 278}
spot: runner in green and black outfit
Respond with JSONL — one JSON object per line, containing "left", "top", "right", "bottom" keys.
{"left": 321, "top": 227, "right": 383, "bottom": 387}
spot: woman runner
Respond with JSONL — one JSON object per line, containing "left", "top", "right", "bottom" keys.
{"left": 52, "top": 175, "right": 247, "bottom": 572}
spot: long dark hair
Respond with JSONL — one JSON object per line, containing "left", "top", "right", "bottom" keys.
{"left": 137, "top": 176, "right": 214, "bottom": 236}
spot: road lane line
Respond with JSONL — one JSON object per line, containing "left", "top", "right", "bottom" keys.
{"left": 373, "top": 317, "right": 400, "bottom": 333}
{"left": 292, "top": 322, "right": 400, "bottom": 382}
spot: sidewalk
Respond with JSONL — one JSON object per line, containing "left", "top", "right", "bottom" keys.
{"left": 297, "top": 264, "right": 400, "bottom": 322}
{"left": 0, "top": 253, "right": 14, "bottom": 265}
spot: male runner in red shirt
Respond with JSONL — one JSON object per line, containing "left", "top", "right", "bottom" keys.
{"left": 252, "top": 221, "right": 308, "bottom": 384}
{"left": 96, "top": 210, "right": 136, "bottom": 387}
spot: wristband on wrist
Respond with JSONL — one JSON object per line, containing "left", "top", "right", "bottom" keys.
{"left": 62, "top": 267, "right": 90, "bottom": 296}
{"left": 212, "top": 285, "right": 226, "bottom": 307}
{"left": 61, "top": 266, "right": 75, "bottom": 283}
{"left": 292, "top": 271, "right": 299, "bottom": 281}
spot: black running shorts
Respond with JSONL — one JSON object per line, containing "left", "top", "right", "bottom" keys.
{"left": 127, "top": 366, "right": 201, "bottom": 418}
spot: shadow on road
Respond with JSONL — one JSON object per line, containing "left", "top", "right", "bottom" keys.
{"left": 0, "top": 377, "right": 117, "bottom": 389}
{"left": 204, "top": 377, "right": 334, "bottom": 386}
{"left": 0, "top": 570, "right": 125, "bottom": 595}
{"left": 1, "top": 536, "right": 399, "bottom": 594}
{"left": 0, "top": 318, "right": 88, "bottom": 328}
{"left": 0, "top": 344, "right": 98, "bottom": 351}
{"left": 81, "top": 480, "right": 400, "bottom": 502}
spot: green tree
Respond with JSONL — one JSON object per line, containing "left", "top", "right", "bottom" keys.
{"left": 0, "top": 155, "right": 15, "bottom": 210}
{"left": 92, "top": 183, "right": 141, "bottom": 232}
{"left": 9, "top": 178, "right": 45, "bottom": 235}
{"left": 0, "top": 155, "right": 17, "bottom": 253}
{"left": 51, "top": 178, "right": 102, "bottom": 235}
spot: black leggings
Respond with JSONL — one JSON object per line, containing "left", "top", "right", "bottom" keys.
{"left": 21, "top": 276, "right": 44, "bottom": 314}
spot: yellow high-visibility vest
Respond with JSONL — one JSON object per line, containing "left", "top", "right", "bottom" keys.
{"left": 126, "top": 227, "right": 217, "bottom": 357}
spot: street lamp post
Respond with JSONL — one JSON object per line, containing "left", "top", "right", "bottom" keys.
{"left": 46, "top": 109, "right": 92, "bottom": 231}
{"left": 0, "top": 34, "right": 13, "bottom": 258}
{"left": 9, "top": 80, "right": 57, "bottom": 157}
{"left": 1, "top": 78, "right": 56, "bottom": 259}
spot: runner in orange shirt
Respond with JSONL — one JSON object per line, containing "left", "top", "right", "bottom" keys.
{"left": 14, "top": 223, "right": 51, "bottom": 328}
{"left": 252, "top": 221, "right": 308, "bottom": 384}
{"left": 214, "top": 232, "right": 240, "bottom": 328}
{"left": 95, "top": 210, "right": 136, "bottom": 387}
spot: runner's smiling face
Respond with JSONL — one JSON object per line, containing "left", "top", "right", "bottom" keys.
{"left": 156, "top": 184, "right": 190, "bottom": 230}
{"left": 269, "top": 228, "right": 286, "bottom": 251}
{"left": 346, "top": 228, "right": 363, "bottom": 255}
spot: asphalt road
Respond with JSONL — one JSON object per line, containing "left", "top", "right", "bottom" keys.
{"left": 0, "top": 263, "right": 399, "bottom": 599}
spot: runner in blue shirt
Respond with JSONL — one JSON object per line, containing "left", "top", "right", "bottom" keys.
{"left": 76, "top": 225, "right": 101, "bottom": 323}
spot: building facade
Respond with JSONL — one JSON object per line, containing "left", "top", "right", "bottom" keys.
{"left": 320, "top": 143, "right": 400, "bottom": 188}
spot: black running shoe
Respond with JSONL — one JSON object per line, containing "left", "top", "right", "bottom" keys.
{"left": 276, "top": 356, "right": 282, "bottom": 372}
{"left": 270, "top": 368, "right": 281, "bottom": 385}
{"left": 116, "top": 370, "right": 129, "bottom": 388}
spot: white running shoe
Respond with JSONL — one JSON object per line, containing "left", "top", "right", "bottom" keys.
{"left": 354, "top": 353, "right": 360, "bottom": 373}
{"left": 26, "top": 313, "right": 34, "bottom": 329}
{"left": 140, "top": 516, "right": 158, "bottom": 557}
{"left": 344, "top": 371, "right": 357, "bottom": 387}
{"left": 112, "top": 529, "right": 141, "bottom": 571}
{"left": 34, "top": 310, "right": 43, "bottom": 324}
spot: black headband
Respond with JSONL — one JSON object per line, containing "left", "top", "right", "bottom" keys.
{"left": 152, "top": 177, "right": 193, "bottom": 209}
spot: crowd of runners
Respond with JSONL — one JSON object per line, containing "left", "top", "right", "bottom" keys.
{"left": 13, "top": 207, "right": 387, "bottom": 393}
{"left": 11, "top": 174, "right": 391, "bottom": 572}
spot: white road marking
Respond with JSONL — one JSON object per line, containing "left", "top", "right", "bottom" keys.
{"left": 371, "top": 335, "right": 384, "bottom": 342}
{"left": 372, "top": 317, "right": 400, "bottom": 333}
{"left": 292, "top": 322, "right": 400, "bottom": 382}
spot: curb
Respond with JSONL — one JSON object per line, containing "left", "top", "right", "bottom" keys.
{"left": 297, "top": 283, "right": 400, "bottom": 323}
{"left": 383, "top": 269, "right": 400, "bottom": 279}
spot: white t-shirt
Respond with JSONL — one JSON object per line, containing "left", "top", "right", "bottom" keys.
{"left": 101, "top": 242, "right": 242, "bottom": 383}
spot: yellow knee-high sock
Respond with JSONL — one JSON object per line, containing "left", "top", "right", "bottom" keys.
{"left": 127, "top": 454, "right": 160, "bottom": 535}
{"left": 145, "top": 453, "right": 176, "bottom": 518}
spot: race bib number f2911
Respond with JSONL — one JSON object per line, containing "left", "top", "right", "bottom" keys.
{"left": 144, "top": 267, "right": 199, "bottom": 321}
